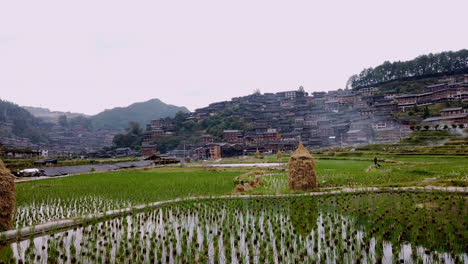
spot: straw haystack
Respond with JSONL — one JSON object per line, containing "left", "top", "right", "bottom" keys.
{"left": 288, "top": 143, "right": 317, "bottom": 190}
{"left": 255, "top": 148, "right": 261, "bottom": 158}
{"left": 0, "top": 160, "right": 15, "bottom": 231}
{"left": 277, "top": 151, "right": 283, "bottom": 162}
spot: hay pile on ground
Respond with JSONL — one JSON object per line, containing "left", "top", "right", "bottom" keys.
{"left": 288, "top": 143, "right": 317, "bottom": 191}
{"left": 0, "top": 160, "right": 15, "bottom": 231}
{"left": 277, "top": 151, "right": 283, "bottom": 161}
{"left": 234, "top": 171, "right": 265, "bottom": 193}
{"left": 235, "top": 176, "right": 263, "bottom": 192}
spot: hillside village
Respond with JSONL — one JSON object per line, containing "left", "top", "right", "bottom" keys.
{"left": 140, "top": 74, "right": 468, "bottom": 160}
{"left": 0, "top": 112, "right": 122, "bottom": 157}
{"left": 2, "top": 74, "right": 467, "bottom": 160}
{"left": 0, "top": 99, "right": 185, "bottom": 157}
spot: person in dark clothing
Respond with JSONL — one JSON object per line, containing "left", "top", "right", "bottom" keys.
{"left": 374, "top": 156, "right": 381, "bottom": 168}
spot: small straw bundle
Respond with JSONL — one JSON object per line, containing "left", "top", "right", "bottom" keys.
{"left": 276, "top": 151, "right": 283, "bottom": 162}
{"left": 288, "top": 143, "right": 317, "bottom": 191}
{"left": 255, "top": 148, "right": 261, "bottom": 158}
{"left": 0, "top": 160, "right": 15, "bottom": 231}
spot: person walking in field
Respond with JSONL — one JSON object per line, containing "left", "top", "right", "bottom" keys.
{"left": 374, "top": 156, "right": 381, "bottom": 168}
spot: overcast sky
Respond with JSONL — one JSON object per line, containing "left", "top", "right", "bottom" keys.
{"left": 0, "top": 0, "right": 467, "bottom": 115}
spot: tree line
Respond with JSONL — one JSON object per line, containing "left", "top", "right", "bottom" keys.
{"left": 112, "top": 107, "right": 253, "bottom": 153}
{"left": 0, "top": 100, "right": 50, "bottom": 144}
{"left": 347, "top": 49, "right": 468, "bottom": 89}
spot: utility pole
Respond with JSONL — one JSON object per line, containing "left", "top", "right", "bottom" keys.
{"left": 183, "top": 140, "right": 186, "bottom": 159}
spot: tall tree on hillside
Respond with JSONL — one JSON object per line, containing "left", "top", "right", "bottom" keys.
{"left": 58, "top": 115, "right": 68, "bottom": 127}
{"left": 112, "top": 122, "right": 143, "bottom": 150}
{"left": 422, "top": 106, "right": 430, "bottom": 118}
{"left": 174, "top": 111, "right": 187, "bottom": 128}
{"left": 347, "top": 49, "right": 468, "bottom": 89}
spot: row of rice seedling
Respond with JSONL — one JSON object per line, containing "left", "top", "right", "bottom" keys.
{"left": 12, "top": 159, "right": 467, "bottom": 228}
{"left": 13, "top": 168, "right": 242, "bottom": 227}
{"left": 13, "top": 196, "right": 132, "bottom": 229}
{"left": 3, "top": 191, "right": 466, "bottom": 263}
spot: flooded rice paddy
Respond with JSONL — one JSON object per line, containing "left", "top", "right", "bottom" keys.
{"left": 14, "top": 196, "right": 133, "bottom": 229}
{"left": 2, "top": 191, "right": 467, "bottom": 264}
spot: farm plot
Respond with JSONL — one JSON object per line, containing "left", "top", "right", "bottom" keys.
{"left": 14, "top": 168, "right": 244, "bottom": 228}
{"left": 3, "top": 191, "right": 466, "bottom": 264}
{"left": 251, "top": 158, "right": 468, "bottom": 195}
{"left": 13, "top": 158, "right": 468, "bottom": 228}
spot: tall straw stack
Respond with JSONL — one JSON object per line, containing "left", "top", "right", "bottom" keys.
{"left": 288, "top": 143, "right": 317, "bottom": 190}
{"left": 0, "top": 160, "right": 15, "bottom": 231}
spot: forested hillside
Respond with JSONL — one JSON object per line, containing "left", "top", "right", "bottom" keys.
{"left": 347, "top": 49, "right": 468, "bottom": 89}
{"left": 23, "top": 106, "right": 86, "bottom": 124}
{"left": 0, "top": 100, "right": 50, "bottom": 144}
{"left": 91, "top": 99, "right": 189, "bottom": 130}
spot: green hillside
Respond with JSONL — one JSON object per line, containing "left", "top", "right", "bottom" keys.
{"left": 348, "top": 49, "right": 468, "bottom": 91}
{"left": 91, "top": 98, "right": 189, "bottom": 129}
{"left": 22, "top": 106, "right": 86, "bottom": 124}
{"left": 0, "top": 100, "right": 50, "bottom": 144}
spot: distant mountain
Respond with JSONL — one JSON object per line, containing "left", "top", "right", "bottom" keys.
{"left": 23, "top": 99, "right": 189, "bottom": 130}
{"left": 0, "top": 100, "right": 50, "bottom": 144}
{"left": 23, "top": 106, "right": 87, "bottom": 124}
{"left": 90, "top": 99, "right": 189, "bottom": 130}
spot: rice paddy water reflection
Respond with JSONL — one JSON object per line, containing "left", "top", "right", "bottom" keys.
{"left": 3, "top": 192, "right": 467, "bottom": 263}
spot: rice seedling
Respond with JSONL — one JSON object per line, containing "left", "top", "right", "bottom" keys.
{"left": 14, "top": 168, "right": 242, "bottom": 227}
{"left": 2, "top": 192, "right": 466, "bottom": 263}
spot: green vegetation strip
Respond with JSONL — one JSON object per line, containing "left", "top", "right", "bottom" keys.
{"left": 2, "top": 186, "right": 466, "bottom": 243}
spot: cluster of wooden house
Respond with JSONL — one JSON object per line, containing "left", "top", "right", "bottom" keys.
{"left": 4, "top": 75, "right": 466, "bottom": 160}
{"left": 140, "top": 74, "right": 468, "bottom": 160}
{"left": 0, "top": 121, "right": 121, "bottom": 157}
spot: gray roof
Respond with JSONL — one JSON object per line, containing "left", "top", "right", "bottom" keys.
{"left": 440, "top": 107, "right": 462, "bottom": 112}
{"left": 423, "top": 114, "right": 468, "bottom": 122}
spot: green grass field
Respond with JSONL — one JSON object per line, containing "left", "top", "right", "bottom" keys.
{"left": 16, "top": 167, "right": 245, "bottom": 206}
{"left": 14, "top": 167, "right": 246, "bottom": 227}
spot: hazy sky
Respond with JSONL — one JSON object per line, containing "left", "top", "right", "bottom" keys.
{"left": 0, "top": 0, "right": 467, "bottom": 115}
